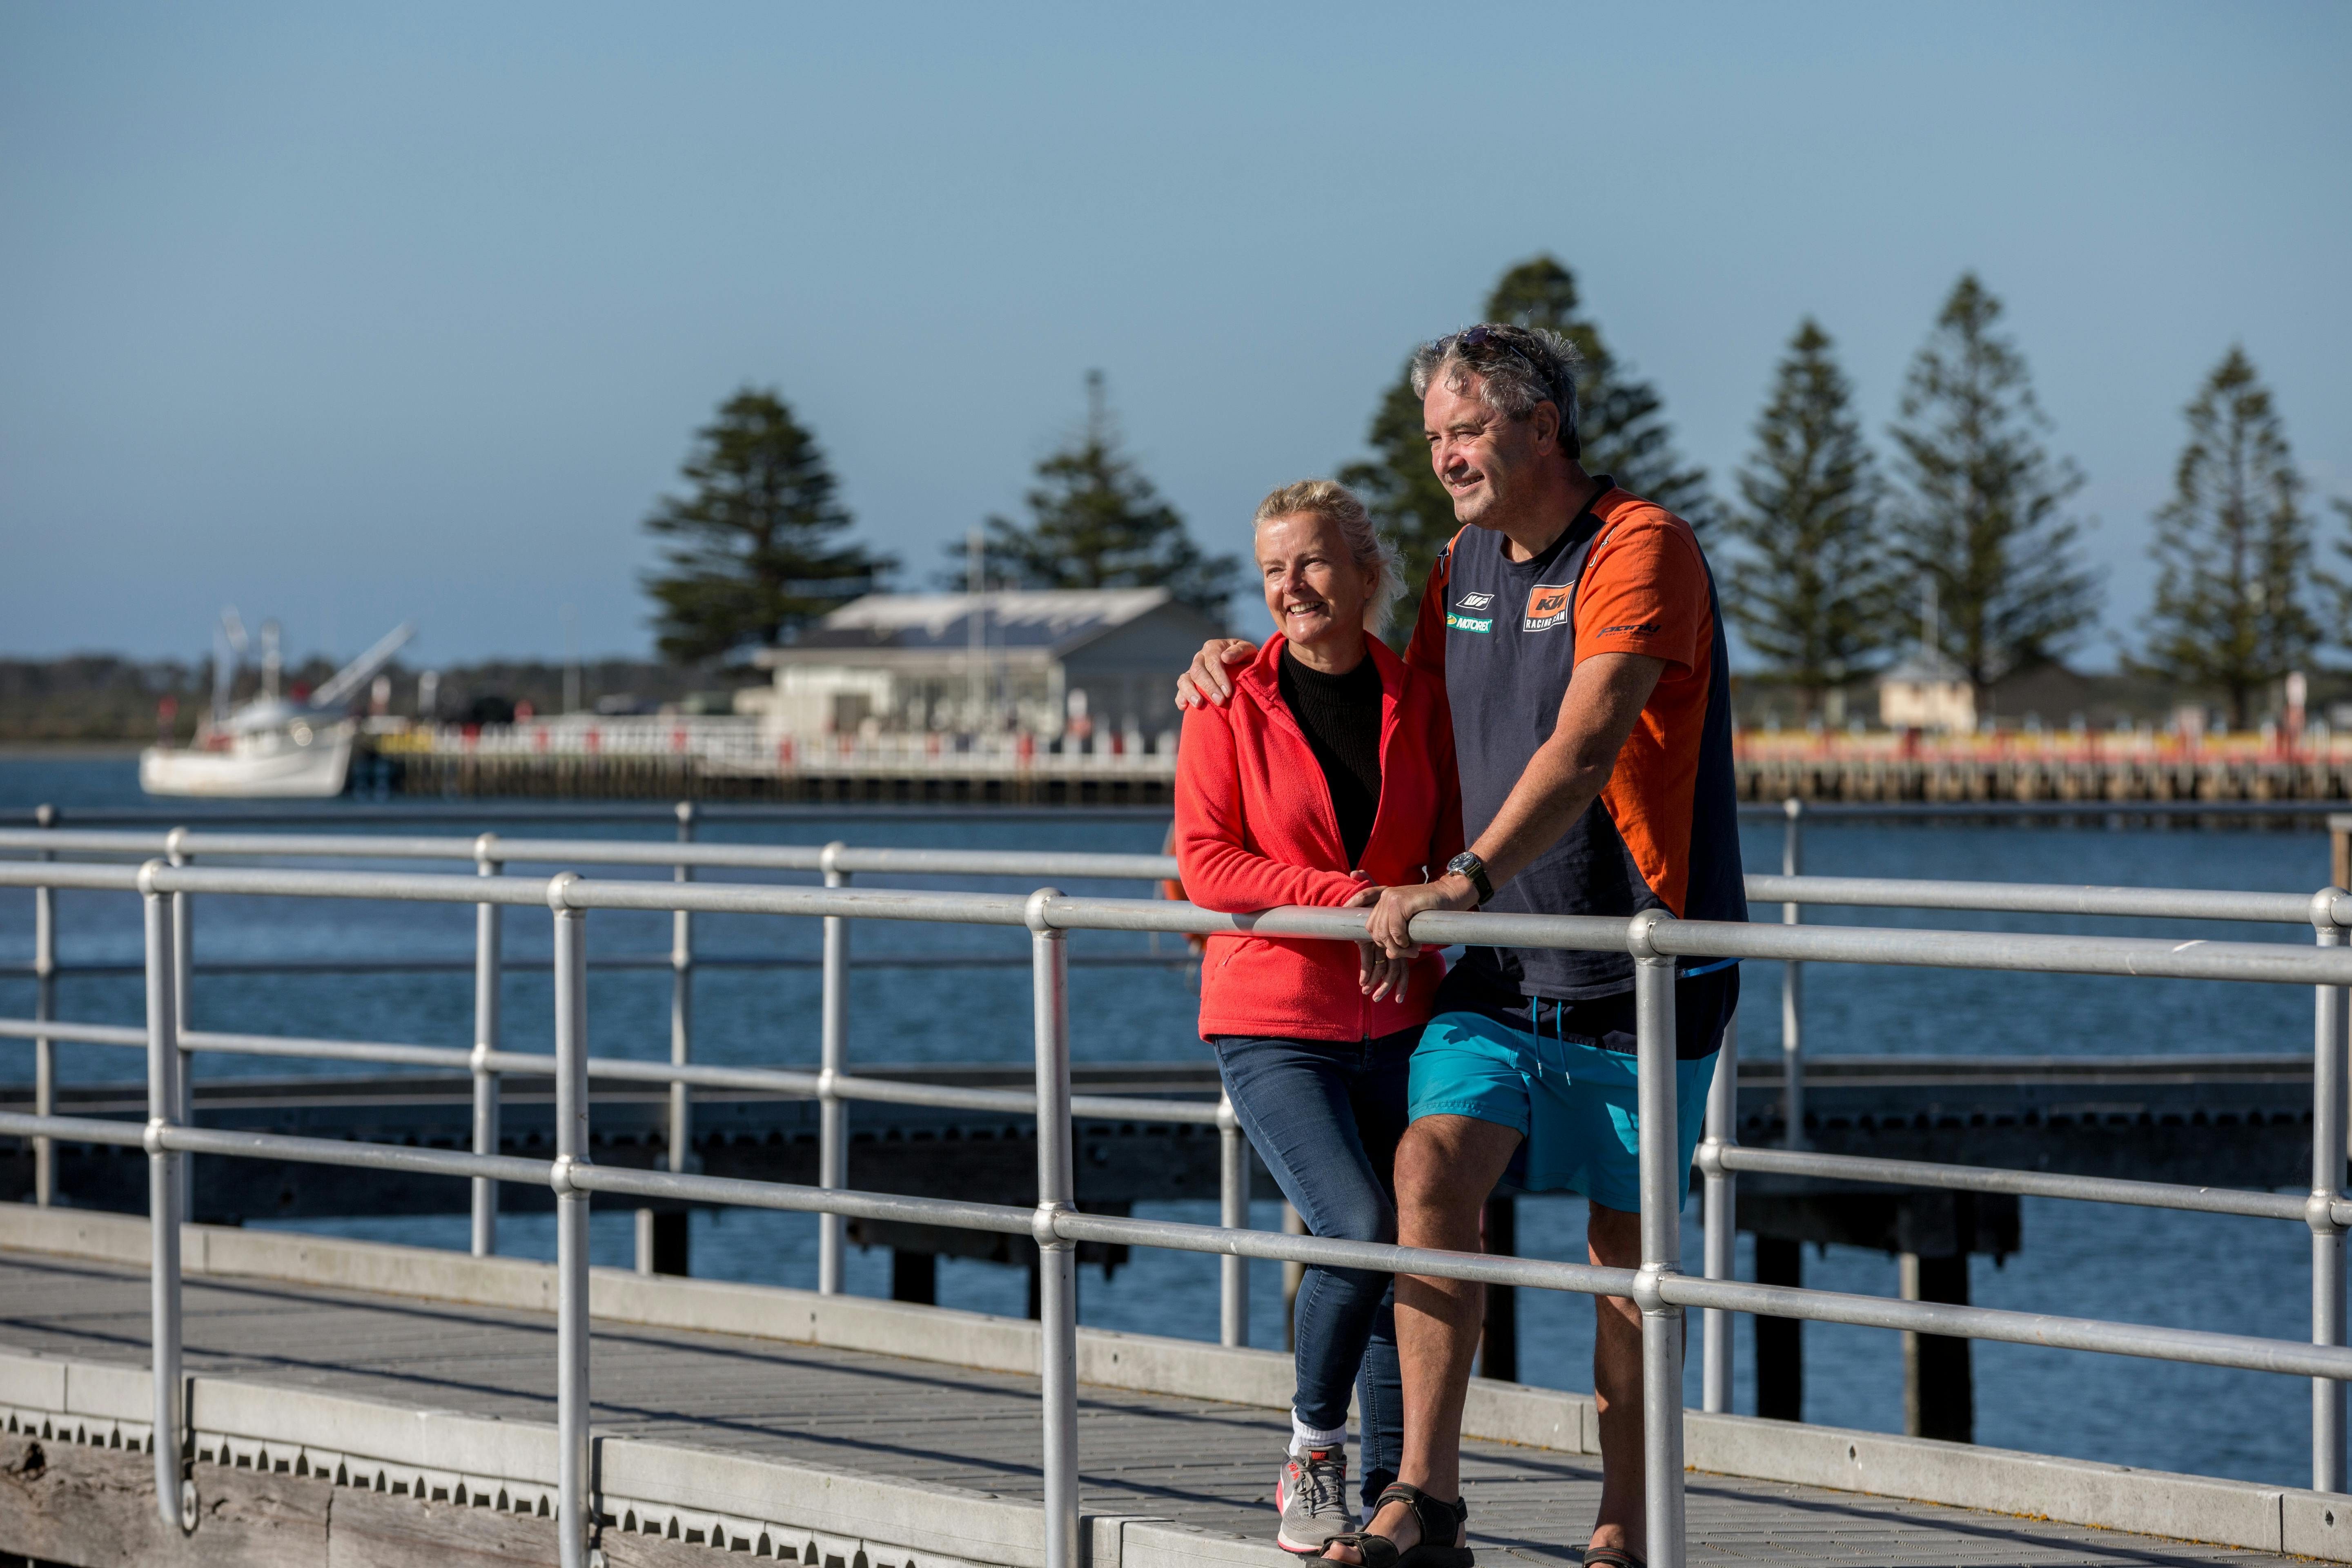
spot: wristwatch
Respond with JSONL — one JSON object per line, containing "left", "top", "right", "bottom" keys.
{"left": 1445, "top": 851, "right": 1492, "bottom": 909}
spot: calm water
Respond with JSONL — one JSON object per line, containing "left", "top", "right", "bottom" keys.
{"left": 0, "top": 755, "right": 2334, "bottom": 1487}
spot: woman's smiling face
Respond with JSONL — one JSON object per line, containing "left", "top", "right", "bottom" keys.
{"left": 1256, "top": 510, "right": 1374, "bottom": 653}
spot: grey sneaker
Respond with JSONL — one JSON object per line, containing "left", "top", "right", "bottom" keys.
{"left": 1275, "top": 1445, "right": 1357, "bottom": 1555}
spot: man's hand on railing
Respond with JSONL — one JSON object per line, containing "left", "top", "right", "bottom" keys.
{"left": 1173, "top": 639, "right": 1259, "bottom": 709}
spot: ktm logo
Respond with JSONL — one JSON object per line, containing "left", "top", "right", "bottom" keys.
{"left": 1525, "top": 585, "right": 1571, "bottom": 621}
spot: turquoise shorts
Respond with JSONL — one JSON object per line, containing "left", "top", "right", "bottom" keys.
{"left": 1407, "top": 1010, "right": 1719, "bottom": 1212}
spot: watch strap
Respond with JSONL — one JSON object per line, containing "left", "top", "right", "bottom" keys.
{"left": 1448, "top": 851, "right": 1492, "bottom": 908}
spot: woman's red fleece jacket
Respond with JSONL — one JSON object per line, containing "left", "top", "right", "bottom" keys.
{"left": 1175, "top": 633, "right": 1463, "bottom": 1042}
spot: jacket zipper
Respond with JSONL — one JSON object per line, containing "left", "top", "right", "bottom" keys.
{"left": 1252, "top": 640, "right": 1410, "bottom": 1038}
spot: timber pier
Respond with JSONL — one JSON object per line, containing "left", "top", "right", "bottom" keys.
{"left": 349, "top": 715, "right": 2352, "bottom": 804}
{"left": 375, "top": 748, "right": 2352, "bottom": 806}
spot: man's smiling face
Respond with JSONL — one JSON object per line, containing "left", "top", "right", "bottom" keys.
{"left": 1422, "top": 372, "right": 1556, "bottom": 532}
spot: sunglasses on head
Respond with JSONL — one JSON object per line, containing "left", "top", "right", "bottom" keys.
{"left": 1454, "top": 326, "right": 1566, "bottom": 410}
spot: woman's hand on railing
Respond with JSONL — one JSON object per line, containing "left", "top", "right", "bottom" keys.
{"left": 1346, "top": 882, "right": 1412, "bottom": 1002}
{"left": 1366, "top": 875, "right": 1474, "bottom": 960}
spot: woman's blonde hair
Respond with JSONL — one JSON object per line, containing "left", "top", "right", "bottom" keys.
{"left": 1251, "top": 479, "right": 1406, "bottom": 635}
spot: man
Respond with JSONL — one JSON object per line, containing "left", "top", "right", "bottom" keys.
{"left": 1176, "top": 323, "right": 1745, "bottom": 1566}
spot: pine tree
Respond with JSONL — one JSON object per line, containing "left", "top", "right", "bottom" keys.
{"left": 1483, "top": 255, "right": 1710, "bottom": 527}
{"left": 958, "top": 371, "right": 1238, "bottom": 621}
{"left": 2131, "top": 348, "right": 2321, "bottom": 730}
{"left": 2324, "top": 499, "right": 2352, "bottom": 653}
{"left": 1723, "top": 319, "right": 1899, "bottom": 715}
{"left": 641, "top": 388, "right": 890, "bottom": 665}
{"left": 1336, "top": 373, "right": 1457, "bottom": 632}
{"left": 1339, "top": 254, "right": 1708, "bottom": 624}
{"left": 2333, "top": 501, "right": 2352, "bottom": 653}
{"left": 1888, "top": 274, "right": 2097, "bottom": 699}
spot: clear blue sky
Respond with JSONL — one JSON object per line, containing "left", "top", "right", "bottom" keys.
{"left": 3, "top": 2, "right": 2346, "bottom": 670}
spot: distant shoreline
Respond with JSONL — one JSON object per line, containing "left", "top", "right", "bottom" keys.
{"left": 0, "top": 742, "right": 143, "bottom": 760}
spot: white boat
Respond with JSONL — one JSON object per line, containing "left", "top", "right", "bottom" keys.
{"left": 140, "top": 715, "right": 358, "bottom": 797}
{"left": 140, "top": 617, "right": 415, "bottom": 799}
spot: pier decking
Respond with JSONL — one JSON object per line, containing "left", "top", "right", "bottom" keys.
{"left": 0, "top": 1218, "right": 2324, "bottom": 1568}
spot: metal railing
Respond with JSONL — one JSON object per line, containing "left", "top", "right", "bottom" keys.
{"left": 0, "top": 855, "right": 2348, "bottom": 1568}
{"left": 7, "top": 811, "right": 2352, "bottom": 1359}
{"left": 0, "top": 816, "right": 1244, "bottom": 1306}
{"left": 11, "top": 812, "right": 2351, "bottom": 1184}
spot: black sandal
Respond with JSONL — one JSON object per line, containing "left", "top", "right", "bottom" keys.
{"left": 1321, "top": 1482, "right": 1472, "bottom": 1566}
{"left": 1581, "top": 1548, "right": 1644, "bottom": 1567}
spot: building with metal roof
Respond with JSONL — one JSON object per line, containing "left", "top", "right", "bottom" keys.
{"left": 742, "top": 588, "right": 1226, "bottom": 742}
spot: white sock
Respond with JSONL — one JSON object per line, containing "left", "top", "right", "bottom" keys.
{"left": 1290, "top": 1411, "right": 1348, "bottom": 1457}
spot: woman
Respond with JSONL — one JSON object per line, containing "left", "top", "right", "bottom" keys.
{"left": 1175, "top": 479, "right": 1462, "bottom": 1558}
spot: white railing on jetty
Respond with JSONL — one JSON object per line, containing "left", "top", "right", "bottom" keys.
{"left": 381, "top": 715, "right": 1181, "bottom": 779}
{"left": 0, "top": 821, "right": 2347, "bottom": 1568}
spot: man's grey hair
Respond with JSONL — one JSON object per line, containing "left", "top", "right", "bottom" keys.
{"left": 1409, "top": 324, "right": 1585, "bottom": 460}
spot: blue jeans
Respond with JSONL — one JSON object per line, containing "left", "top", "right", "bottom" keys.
{"left": 1212, "top": 1027, "right": 1414, "bottom": 1506}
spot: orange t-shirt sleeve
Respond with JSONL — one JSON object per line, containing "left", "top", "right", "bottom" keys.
{"left": 1572, "top": 514, "right": 1710, "bottom": 678}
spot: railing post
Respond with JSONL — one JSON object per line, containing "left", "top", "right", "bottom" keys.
{"left": 140, "top": 863, "right": 193, "bottom": 1535}
{"left": 167, "top": 829, "right": 195, "bottom": 1218}
{"left": 817, "top": 842, "right": 851, "bottom": 1295}
{"left": 549, "top": 874, "right": 596, "bottom": 1568}
{"left": 1700, "top": 1013, "right": 1738, "bottom": 1414}
{"left": 1780, "top": 799, "right": 1807, "bottom": 1151}
{"left": 471, "top": 837, "right": 504, "bottom": 1258}
{"left": 1218, "top": 1090, "right": 1249, "bottom": 1347}
{"left": 1630, "top": 911, "right": 1686, "bottom": 1568}
{"left": 1025, "top": 889, "right": 1079, "bottom": 1568}
{"left": 32, "top": 803, "right": 56, "bottom": 1207}
{"left": 2312, "top": 887, "right": 2350, "bottom": 1494}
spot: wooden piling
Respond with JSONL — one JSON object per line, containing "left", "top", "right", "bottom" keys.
{"left": 1754, "top": 1236, "right": 1803, "bottom": 1421}
{"left": 1479, "top": 1195, "right": 1517, "bottom": 1384}
{"left": 1900, "top": 1252, "right": 1974, "bottom": 1443}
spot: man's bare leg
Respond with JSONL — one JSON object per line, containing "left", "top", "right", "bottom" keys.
{"left": 1323, "top": 1114, "right": 1519, "bottom": 1563}
{"left": 1586, "top": 1201, "right": 1646, "bottom": 1560}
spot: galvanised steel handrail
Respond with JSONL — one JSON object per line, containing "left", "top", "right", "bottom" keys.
{"left": 10, "top": 826, "right": 2348, "bottom": 927}
{"left": 0, "top": 818, "right": 1217, "bottom": 1275}
{"left": 12, "top": 833, "right": 2347, "bottom": 1370}
{"left": 15, "top": 806, "right": 2348, "bottom": 1372}
{"left": 0, "top": 858, "right": 2348, "bottom": 1568}
{"left": 18, "top": 817, "right": 2351, "bottom": 1299}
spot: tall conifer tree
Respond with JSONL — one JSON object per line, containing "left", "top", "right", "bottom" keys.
{"left": 2333, "top": 503, "right": 2352, "bottom": 648}
{"left": 962, "top": 372, "right": 1237, "bottom": 621}
{"left": 2132, "top": 348, "right": 2320, "bottom": 729}
{"left": 1341, "top": 254, "right": 1707, "bottom": 621}
{"left": 1723, "top": 319, "right": 1898, "bottom": 715}
{"left": 1888, "top": 274, "right": 2097, "bottom": 699}
{"left": 1337, "top": 374, "right": 1456, "bottom": 630}
{"left": 642, "top": 388, "right": 889, "bottom": 665}
{"left": 1484, "top": 256, "right": 1710, "bottom": 527}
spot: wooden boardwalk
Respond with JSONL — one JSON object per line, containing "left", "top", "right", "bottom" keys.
{"left": 0, "top": 1246, "right": 2308, "bottom": 1568}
